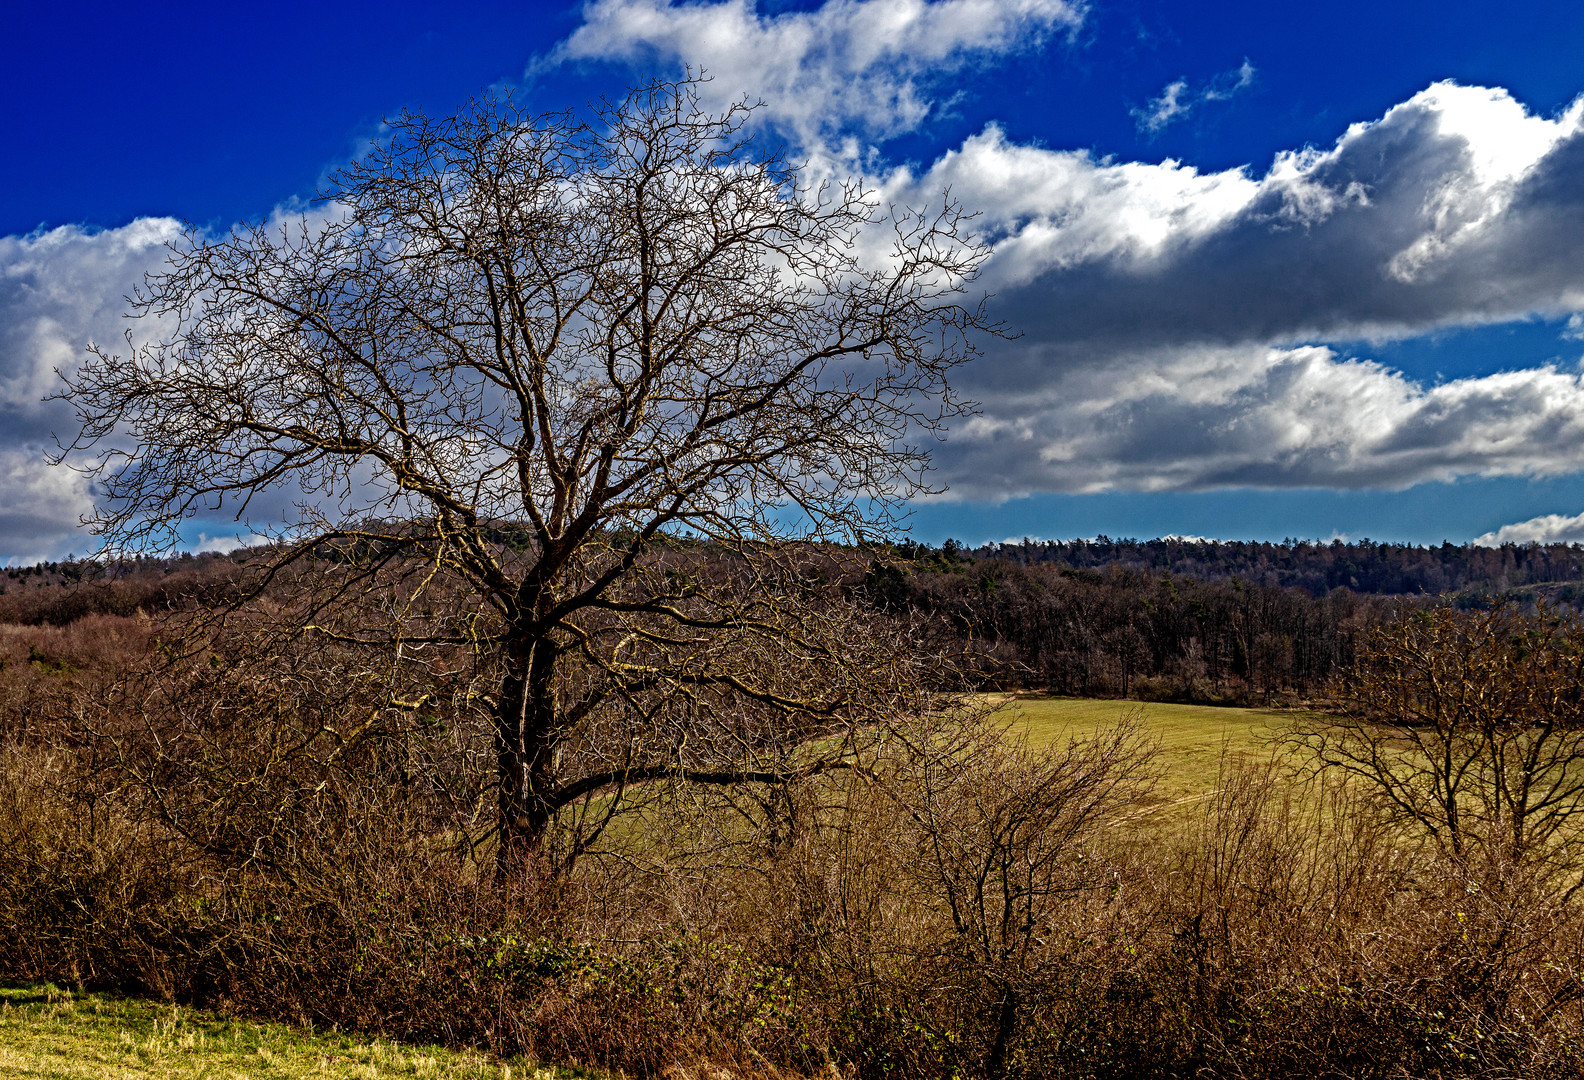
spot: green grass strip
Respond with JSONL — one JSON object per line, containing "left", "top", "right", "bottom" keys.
{"left": 0, "top": 984, "right": 597, "bottom": 1079}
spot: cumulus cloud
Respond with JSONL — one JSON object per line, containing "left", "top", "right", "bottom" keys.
{"left": 549, "top": 2, "right": 1584, "bottom": 503}
{"left": 906, "top": 82, "right": 1584, "bottom": 309}
{"left": 192, "top": 531, "right": 270, "bottom": 555}
{"left": 941, "top": 345, "right": 1584, "bottom": 498}
{"left": 0, "top": 220, "right": 179, "bottom": 561}
{"left": 876, "top": 81, "right": 1584, "bottom": 497}
{"left": 1132, "top": 59, "right": 1255, "bottom": 135}
{"left": 1475, "top": 512, "right": 1584, "bottom": 546}
{"left": 0, "top": 447, "right": 98, "bottom": 565}
{"left": 554, "top": 0, "right": 1082, "bottom": 146}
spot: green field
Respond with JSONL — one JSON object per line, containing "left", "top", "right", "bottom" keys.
{"left": 995, "top": 695, "right": 1302, "bottom": 815}
{"left": 0, "top": 985, "right": 594, "bottom": 1080}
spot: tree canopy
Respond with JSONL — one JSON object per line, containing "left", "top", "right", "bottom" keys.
{"left": 63, "top": 79, "right": 992, "bottom": 874}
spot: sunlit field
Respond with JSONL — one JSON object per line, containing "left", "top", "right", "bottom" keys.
{"left": 993, "top": 695, "right": 1302, "bottom": 814}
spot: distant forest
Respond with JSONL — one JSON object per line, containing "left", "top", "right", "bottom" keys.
{"left": 945, "top": 535, "right": 1584, "bottom": 596}
{"left": 871, "top": 537, "right": 1584, "bottom": 704}
{"left": 7, "top": 537, "right": 1584, "bottom": 705}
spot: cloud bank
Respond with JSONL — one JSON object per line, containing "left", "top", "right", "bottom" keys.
{"left": 7, "top": 0, "right": 1584, "bottom": 557}
{"left": 1476, "top": 512, "right": 1584, "bottom": 546}
{"left": 878, "top": 81, "right": 1584, "bottom": 498}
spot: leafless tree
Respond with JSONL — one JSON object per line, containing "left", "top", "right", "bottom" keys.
{"left": 1294, "top": 601, "right": 1584, "bottom": 887}
{"left": 61, "top": 79, "right": 992, "bottom": 876}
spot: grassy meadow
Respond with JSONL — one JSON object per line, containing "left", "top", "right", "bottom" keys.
{"left": 994, "top": 694, "right": 1301, "bottom": 814}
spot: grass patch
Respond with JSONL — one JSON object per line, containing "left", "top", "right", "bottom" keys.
{"left": 0, "top": 984, "right": 595, "bottom": 1079}
{"left": 996, "top": 695, "right": 1301, "bottom": 814}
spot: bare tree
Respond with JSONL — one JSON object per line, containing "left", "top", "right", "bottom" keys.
{"left": 62, "top": 79, "right": 992, "bottom": 876}
{"left": 1294, "top": 601, "right": 1584, "bottom": 885}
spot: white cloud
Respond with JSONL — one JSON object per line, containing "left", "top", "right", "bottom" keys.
{"left": 880, "top": 81, "right": 1584, "bottom": 498}
{"left": 0, "top": 447, "right": 97, "bottom": 565}
{"left": 1203, "top": 60, "right": 1256, "bottom": 103}
{"left": 193, "top": 531, "right": 269, "bottom": 555}
{"left": 939, "top": 345, "right": 1584, "bottom": 499}
{"left": 905, "top": 80, "right": 1584, "bottom": 303}
{"left": 0, "top": 220, "right": 179, "bottom": 561}
{"left": 8, "top": 71, "right": 1584, "bottom": 555}
{"left": 1475, "top": 512, "right": 1584, "bottom": 546}
{"left": 881, "top": 122, "right": 1260, "bottom": 281}
{"left": 1132, "top": 79, "right": 1189, "bottom": 135}
{"left": 0, "top": 219, "right": 180, "bottom": 408}
{"left": 1132, "top": 59, "right": 1255, "bottom": 135}
{"left": 554, "top": 0, "right": 1083, "bottom": 146}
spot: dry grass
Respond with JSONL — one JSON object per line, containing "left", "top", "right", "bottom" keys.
{"left": 8, "top": 656, "right": 1584, "bottom": 1079}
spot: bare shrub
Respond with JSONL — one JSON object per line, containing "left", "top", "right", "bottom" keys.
{"left": 894, "top": 721, "right": 1155, "bottom": 1078}
{"left": 0, "top": 741, "right": 197, "bottom": 995}
{"left": 1143, "top": 753, "right": 1584, "bottom": 1079}
{"left": 717, "top": 714, "right": 1161, "bottom": 1079}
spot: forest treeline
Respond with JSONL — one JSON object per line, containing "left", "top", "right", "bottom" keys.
{"left": 9, "top": 538, "right": 1584, "bottom": 706}
{"left": 0, "top": 551, "right": 245, "bottom": 626}
{"left": 868, "top": 550, "right": 1375, "bottom": 702}
{"left": 863, "top": 537, "right": 1584, "bottom": 703}
{"left": 957, "top": 535, "right": 1584, "bottom": 595}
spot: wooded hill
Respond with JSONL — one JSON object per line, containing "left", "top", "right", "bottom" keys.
{"left": 947, "top": 535, "right": 1584, "bottom": 596}
{"left": 870, "top": 537, "right": 1584, "bottom": 703}
{"left": 7, "top": 537, "right": 1583, "bottom": 706}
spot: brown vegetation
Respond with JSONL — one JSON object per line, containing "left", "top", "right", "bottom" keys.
{"left": 868, "top": 546, "right": 1387, "bottom": 702}
{"left": 964, "top": 534, "right": 1584, "bottom": 596}
{"left": 3, "top": 593, "right": 1584, "bottom": 1077}
{"left": 1295, "top": 601, "right": 1584, "bottom": 883}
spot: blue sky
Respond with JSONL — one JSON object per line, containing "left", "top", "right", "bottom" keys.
{"left": 6, "top": 0, "right": 1584, "bottom": 559}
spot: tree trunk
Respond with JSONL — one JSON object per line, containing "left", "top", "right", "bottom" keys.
{"left": 985, "top": 986, "right": 1019, "bottom": 1080}
{"left": 494, "top": 632, "right": 559, "bottom": 881}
